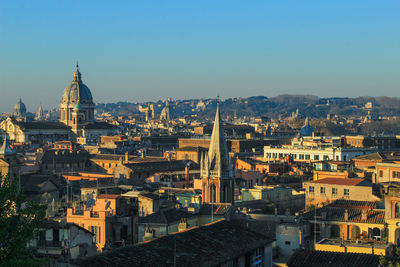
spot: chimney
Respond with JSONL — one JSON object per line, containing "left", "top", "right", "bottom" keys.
{"left": 361, "top": 209, "right": 368, "bottom": 221}
{"left": 285, "top": 208, "right": 290, "bottom": 216}
{"left": 185, "top": 165, "right": 190, "bottom": 181}
{"left": 125, "top": 151, "right": 129, "bottom": 162}
{"left": 178, "top": 218, "right": 189, "bottom": 232}
{"left": 344, "top": 209, "right": 349, "bottom": 221}
{"left": 143, "top": 227, "right": 155, "bottom": 241}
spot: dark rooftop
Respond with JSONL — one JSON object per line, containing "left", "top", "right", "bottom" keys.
{"left": 11, "top": 118, "right": 70, "bottom": 130}
{"left": 199, "top": 203, "right": 234, "bottom": 216}
{"left": 83, "top": 121, "right": 119, "bottom": 130}
{"left": 287, "top": 250, "right": 380, "bottom": 267}
{"left": 77, "top": 219, "right": 273, "bottom": 267}
{"left": 122, "top": 160, "right": 199, "bottom": 172}
{"left": 138, "top": 208, "right": 195, "bottom": 225}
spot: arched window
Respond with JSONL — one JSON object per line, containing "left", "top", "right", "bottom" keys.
{"left": 351, "top": 225, "right": 360, "bottom": 239}
{"left": 395, "top": 203, "right": 400, "bottom": 218}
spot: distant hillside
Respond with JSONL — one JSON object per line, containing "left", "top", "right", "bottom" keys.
{"left": 96, "top": 95, "right": 400, "bottom": 119}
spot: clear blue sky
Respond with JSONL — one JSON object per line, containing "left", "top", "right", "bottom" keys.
{"left": 0, "top": 0, "right": 399, "bottom": 112}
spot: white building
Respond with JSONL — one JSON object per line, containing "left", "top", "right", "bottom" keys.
{"left": 264, "top": 137, "right": 376, "bottom": 162}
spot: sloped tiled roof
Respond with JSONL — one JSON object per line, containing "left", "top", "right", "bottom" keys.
{"left": 303, "top": 206, "right": 385, "bottom": 225}
{"left": 11, "top": 117, "right": 70, "bottom": 130}
{"left": 330, "top": 199, "right": 378, "bottom": 209}
{"left": 307, "top": 178, "right": 371, "bottom": 186}
{"left": 352, "top": 152, "right": 385, "bottom": 161}
{"left": 21, "top": 174, "right": 59, "bottom": 193}
{"left": 122, "top": 160, "right": 199, "bottom": 172}
{"left": 78, "top": 219, "right": 273, "bottom": 267}
{"left": 138, "top": 208, "right": 195, "bottom": 225}
{"left": 97, "top": 194, "right": 120, "bottom": 199}
{"left": 199, "top": 203, "right": 234, "bottom": 216}
{"left": 83, "top": 121, "right": 118, "bottom": 130}
{"left": 287, "top": 250, "right": 380, "bottom": 267}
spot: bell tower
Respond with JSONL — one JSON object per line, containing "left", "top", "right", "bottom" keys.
{"left": 71, "top": 104, "right": 85, "bottom": 136}
{"left": 200, "top": 99, "right": 234, "bottom": 204}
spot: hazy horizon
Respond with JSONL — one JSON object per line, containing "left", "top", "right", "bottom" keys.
{"left": 1, "top": 1, "right": 399, "bottom": 113}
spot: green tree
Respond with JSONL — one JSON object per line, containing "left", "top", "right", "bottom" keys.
{"left": 0, "top": 173, "right": 46, "bottom": 266}
{"left": 379, "top": 256, "right": 388, "bottom": 267}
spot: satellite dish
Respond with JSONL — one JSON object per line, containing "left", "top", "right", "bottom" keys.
{"left": 105, "top": 201, "right": 111, "bottom": 210}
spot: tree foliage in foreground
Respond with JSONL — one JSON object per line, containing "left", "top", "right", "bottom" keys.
{"left": 0, "top": 173, "right": 46, "bottom": 266}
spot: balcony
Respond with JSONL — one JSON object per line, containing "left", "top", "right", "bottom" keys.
{"left": 37, "top": 240, "right": 61, "bottom": 248}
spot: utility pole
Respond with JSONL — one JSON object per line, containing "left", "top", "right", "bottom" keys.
{"left": 314, "top": 206, "right": 317, "bottom": 246}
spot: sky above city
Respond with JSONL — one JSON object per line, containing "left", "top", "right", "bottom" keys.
{"left": 0, "top": 0, "right": 399, "bottom": 112}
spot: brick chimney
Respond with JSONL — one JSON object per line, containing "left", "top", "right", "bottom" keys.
{"left": 178, "top": 217, "right": 189, "bottom": 232}
{"left": 344, "top": 209, "right": 349, "bottom": 221}
{"left": 143, "top": 227, "right": 155, "bottom": 241}
{"left": 361, "top": 209, "right": 368, "bottom": 221}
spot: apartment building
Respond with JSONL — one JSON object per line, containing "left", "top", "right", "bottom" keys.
{"left": 303, "top": 178, "right": 380, "bottom": 207}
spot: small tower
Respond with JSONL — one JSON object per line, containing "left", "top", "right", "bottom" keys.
{"left": 160, "top": 100, "right": 171, "bottom": 121}
{"left": 71, "top": 103, "right": 85, "bottom": 135}
{"left": 36, "top": 104, "right": 44, "bottom": 120}
{"left": 0, "top": 137, "right": 19, "bottom": 183}
{"left": 200, "top": 99, "right": 234, "bottom": 204}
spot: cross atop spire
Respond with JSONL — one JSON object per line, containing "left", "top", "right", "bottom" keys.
{"left": 73, "top": 62, "right": 82, "bottom": 82}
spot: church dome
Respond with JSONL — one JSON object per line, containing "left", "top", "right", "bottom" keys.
{"left": 14, "top": 97, "right": 27, "bottom": 116}
{"left": 61, "top": 64, "right": 93, "bottom": 105}
{"left": 300, "top": 117, "right": 314, "bottom": 136}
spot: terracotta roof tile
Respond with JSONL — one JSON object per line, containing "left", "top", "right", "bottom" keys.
{"left": 97, "top": 194, "right": 120, "bottom": 199}
{"left": 308, "top": 178, "right": 371, "bottom": 186}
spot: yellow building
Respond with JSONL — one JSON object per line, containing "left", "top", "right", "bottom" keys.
{"left": 303, "top": 177, "right": 380, "bottom": 207}
{"left": 383, "top": 184, "right": 400, "bottom": 245}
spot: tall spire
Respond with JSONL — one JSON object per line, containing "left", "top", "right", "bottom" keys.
{"left": 207, "top": 98, "right": 230, "bottom": 177}
{"left": 36, "top": 104, "right": 44, "bottom": 120}
{"left": 304, "top": 116, "right": 309, "bottom": 126}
